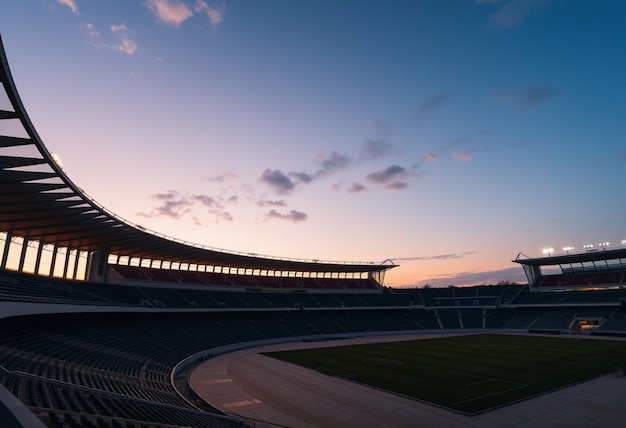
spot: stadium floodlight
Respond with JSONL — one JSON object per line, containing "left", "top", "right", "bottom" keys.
{"left": 622, "top": 239, "right": 626, "bottom": 245}
{"left": 599, "top": 242, "right": 610, "bottom": 250}
{"left": 562, "top": 246, "right": 574, "bottom": 254}
{"left": 50, "top": 152, "right": 64, "bottom": 170}
{"left": 583, "top": 244, "right": 594, "bottom": 251}
{"left": 542, "top": 248, "right": 554, "bottom": 256}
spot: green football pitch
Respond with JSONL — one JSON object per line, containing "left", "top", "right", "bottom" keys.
{"left": 262, "top": 334, "right": 626, "bottom": 415}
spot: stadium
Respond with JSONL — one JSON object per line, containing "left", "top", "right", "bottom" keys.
{"left": 2, "top": 33, "right": 626, "bottom": 428}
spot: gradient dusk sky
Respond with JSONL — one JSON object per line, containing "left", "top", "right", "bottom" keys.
{"left": 1, "top": 0, "right": 625, "bottom": 287}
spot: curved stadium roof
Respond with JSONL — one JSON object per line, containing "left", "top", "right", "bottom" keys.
{"left": 513, "top": 248, "right": 626, "bottom": 268}
{"left": 0, "top": 35, "right": 395, "bottom": 276}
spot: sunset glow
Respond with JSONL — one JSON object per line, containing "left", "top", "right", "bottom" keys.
{"left": 1, "top": 1, "right": 625, "bottom": 287}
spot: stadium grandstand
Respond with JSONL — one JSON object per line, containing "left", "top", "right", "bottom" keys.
{"left": 2, "top": 34, "right": 626, "bottom": 428}
{"left": 514, "top": 247, "right": 626, "bottom": 291}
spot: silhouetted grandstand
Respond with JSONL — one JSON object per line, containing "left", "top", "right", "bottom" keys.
{"left": 514, "top": 249, "right": 626, "bottom": 291}
{"left": 2, "top": 34, "right": 626, "bottom": 427}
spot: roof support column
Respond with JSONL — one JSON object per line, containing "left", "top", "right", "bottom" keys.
{"left": 72, "top": 248, "right": 81, "bottom": 280}
{"left": 0, "top": 230, "right": 12, "bottom": 270}
{"left": 34, "top": 239, "right": 44, "bottom": 275}
{"left": 62, "top": 247, "right": 71, "bottom": 279}
{"left": 49, "top": 243, "right": 58, "bottom": 277}
{"left": 17, "top": 235, "right": 28, "bottom": 272}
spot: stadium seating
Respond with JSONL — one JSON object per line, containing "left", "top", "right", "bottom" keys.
{"left": 3, "top": 268, "right": 626, "bottom": 427}
{"left": 110, "top": 265, "right": 380, "bottom": 291}
{"left": 535, "top": 270, "right": 626, "bottom": 289}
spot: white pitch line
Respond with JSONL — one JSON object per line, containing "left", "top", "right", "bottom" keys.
{"left": 454, "top": 381, "right": 528, "bottom": 405}
{"left": 466, "top": 378, "right": 496, "bottom": 387}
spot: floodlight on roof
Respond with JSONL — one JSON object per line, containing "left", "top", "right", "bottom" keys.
{"left": 599, "top": 242, "right": 610, "bottom": 250}
{"left": 583, "top": 244, "right": 594, "bottom": 251}
{"left": 562, "top": 246, "right": 574, "bottom": 254}
{"left": 622, "top": 240, "right": 626, "bottom": 245}
{"left": 50, "top": 152, "right": 64, "bottom": 169}
{"left": 542, "top": 248, "right": 554, "bottom": 256}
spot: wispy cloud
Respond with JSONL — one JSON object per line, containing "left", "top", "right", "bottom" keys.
{"left": 289, "top": 171, "right": 313, "bottom": 184}
{"left": 194, "top": 0, "right": 225, "bottom": 27}
{"left": 84, "top": 23, "right": 99, "bottom": 38}
{"left": 110, "top": 25, "right": 138, "bottom": 55}
{"left": 365, "top": 165, "right": 412, "bottom": 190}
{"left": 83, "top": 23, "right": 138, "bottom": 56}
{"left": 137, "top": 190, "right": 234, "bottom": 223}
{"left": 145, "top": 0, "right": 225, "bottom": 28}
{"left": 138, "top": 191, "right": 193, "bottom": 219}
{"left": 203, "top": 171, "right": 239, "bottom": 183}
{"left": 256, "top": 199, "right": 287, "bottom": 207}
{"left": 334, "top": 181, "right": 367, "bottom": 193}
{"left": 490, "top": 84, "right": 560, "bottom": 108}
{"left": 261, "top": 139, "right": 399, "bottom": 195}
{"left": 259, "top": 136, "right": 400, "bottom": 196}
{"left": 146, "top": 0, "right": 193, "bottom": 26}
{"left": 358, "top": 138, "right": 397, "bottom": 161}
{"left": 420, "top": 153, "right": 438, "bottom": 162}
{"left": 417, "top": 93, "right": 450, "bottom": 116}
{"left": 482, "top": 0, "right": 547, "bottom": 28}
{"left": 392, "top": 251, "right": 478, "bottom": 262}
{"left": 411, "top": 266, "right": 527, "bottom": 287}
{"left": 58, "top": 0, "right": 79, "bottom": 14}
{"left": 347, "top": 182, "right": 367, "bottom": 193}
{"left": 451, "top": 151, "right": 474, "bottom": 162}
{"left": 368, "top": 117, "right": 391, "bottom": 135}
{"left": 312, "top": 151, "right": 352, "bottom": 178}
{"left": 259, "top": 169, "right": 296, "bottom": 195}
{"left": 266, "top": 209, "right": 308, "bottom": 223}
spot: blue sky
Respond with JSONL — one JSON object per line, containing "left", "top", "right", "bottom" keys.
{"left": 1, "top": 0, "right": 625, "bottom": 287}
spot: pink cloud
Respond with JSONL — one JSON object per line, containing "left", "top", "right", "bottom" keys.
{"left": 451, "top": 151, "right": 474, "bottom": 162}
{"left": 58, "top": 0, "right": 79, "bottom": 14}
{"left": 84, "top": 23, "right": 99, "bottom": 37}
{"left": 147, "top": 0, "right": 193, "bottom": 26}
{"left": 110, "top": 25, "right": 138, "bottom": 55}
{"left": 82, "top": 23, "right": 138, "bottom": 56}
{"left": 194, "top": 0, "right": 225, "bottom": 27}
{"left": 420, "top": 153, "right": 438, "bottom": 162}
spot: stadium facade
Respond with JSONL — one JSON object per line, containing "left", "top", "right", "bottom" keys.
{"left": 2, "top": 34, "right": 626, "bottom": 428}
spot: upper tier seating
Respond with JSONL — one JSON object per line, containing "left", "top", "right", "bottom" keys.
{"left": 536, "top": 271, "right": 626, "bottom": 289}
{"left": 514, "top": 287, "right": 626, "bottom": 306}
{"left": 110, "top": 265, "right": 380, "bottom": 291}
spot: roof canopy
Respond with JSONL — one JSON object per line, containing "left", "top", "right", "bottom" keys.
{"left": 0, "top": 35, "right": 395, "bottom": 276}
{"left": 513, "top": 248, "right": 626, "bottom": 268}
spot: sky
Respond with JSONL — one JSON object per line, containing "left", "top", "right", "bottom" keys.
{"left": 0, "top": 0, "right": 625, "bottom": 288}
